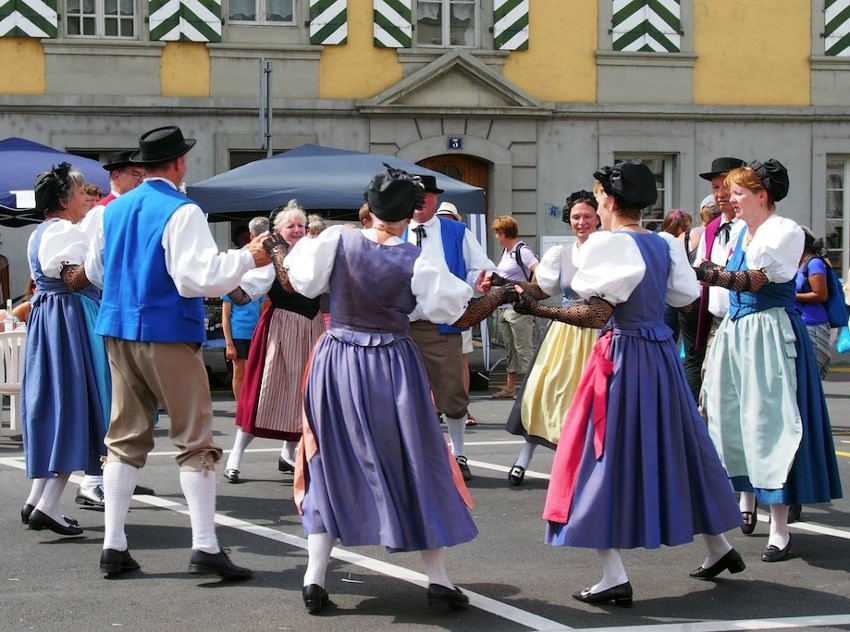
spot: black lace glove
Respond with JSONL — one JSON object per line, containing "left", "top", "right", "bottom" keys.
{"left": 514, "top": 294, "right": 613, "bottom": 329}
{"left": 452, "top": 287, "right": 518, "bottom": 329}
{"left": 60, "top": 263, "right": 91, "bottom": 292}
{"left": 695, "top": 261, "right": 768, "bottom": 293}
{"left": 226, "top": 287, "right": 252, "bottom": 306}
{"left": 263, "top": 232, "right": 295, "bottom": 293}
{"left": 488, "top": 272, "right": 549, "bottom": 300}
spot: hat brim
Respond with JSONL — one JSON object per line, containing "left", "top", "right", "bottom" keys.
{"left": 102, "top": 161, "right": 138, "bottom": 172}
{"left": 699, "top": 170, "right": 724, "bottom": 181}
{"left": 424, "top": 186, "right": 444, "bottom": 194}
{"left": 129, "top": 138, "right": 196, "bottom": 165}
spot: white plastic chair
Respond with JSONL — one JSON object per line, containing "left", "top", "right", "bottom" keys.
{"left": 0, "top": 330, "right": 26, "bottom": 435}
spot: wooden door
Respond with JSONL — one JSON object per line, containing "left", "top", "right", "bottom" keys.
{"left": 418, "top": 154, "right": 490, "bottom": 212}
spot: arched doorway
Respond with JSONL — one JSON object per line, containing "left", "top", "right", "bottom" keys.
{"left": 417, "top": 154, "right": 490, "bottom": 213}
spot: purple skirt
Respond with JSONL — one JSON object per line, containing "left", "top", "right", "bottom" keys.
{"left": 301, "top": 330, "right": 478, "bottom": 551}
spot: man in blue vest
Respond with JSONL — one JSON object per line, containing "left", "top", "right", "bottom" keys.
{"left": 406, "top": 175, "right": 496, "bottom": 481}
{"left": 85, "top": 126, "right": 270, "bottom": 578}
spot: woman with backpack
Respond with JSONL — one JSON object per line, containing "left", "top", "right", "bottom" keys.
{"left": 795, "top": 228, "right": 834, "bottom": 379}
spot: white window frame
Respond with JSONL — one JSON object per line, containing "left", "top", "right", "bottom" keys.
{"left": 825, "top": 156, "right": 850, "bottom": 276}
{"left": 613, "top": 152, "right": 676, "bottom": 230}
{"left": 228, "top": 0, "right": 296, "bottom": 26}
{"left": 65, "top": 0, "right": 138, "bottom": 38}
{"left": 415, "top": 0, "right": 479, "bottom": 48}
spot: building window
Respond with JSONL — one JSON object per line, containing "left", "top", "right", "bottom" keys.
{"left": 415, "top": 0, "right": 477, "bottom": 47}
{"left": 66, "top": 0, "right": 137, "bottom": 37}
{"left": 229, "top": 0, "right": 294, "bottom": 24}
{"left": 613, "top": 154, "right": 675, "bottom": 231}
{"left": 826, "top": 157, "right": 849, "bottom": 274}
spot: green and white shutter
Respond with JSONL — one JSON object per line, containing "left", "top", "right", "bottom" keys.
{"left": 0, "top": 0, "right": 58, "bottom": 37}
{"left": 612, "top": 0, "right": 680, "bottom": 53}
{"left": 149, "top": 0, "right": 222, "bottom": 42}
{"left": 825, "top": 0, "right": 850, "bottom": 57}
{"left": 493, "top": 0, "right": 528, "bottom": 51}
{"left": 373, "top": 0, "right": 411, "bottom": 48}
{"left": 309, "top": 0, "right": 347, "bottom": 45}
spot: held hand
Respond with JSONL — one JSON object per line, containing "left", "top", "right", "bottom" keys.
{"left": 474, "top": 270, "right": 491, "bottom": 294}
{"left": 488, "top": 271, "right": 510, "bottom": 287}
{"left": 499, "top": 285, "right": 519, "bottom": 304}
{"left": 512, "top": 286, "right": 537, "bottom": 315}
{"left": 246, "top": 232, "right": 272, "bottom": 267}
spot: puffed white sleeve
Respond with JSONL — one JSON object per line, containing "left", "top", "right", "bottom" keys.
{"left": 657, "top": 231, "right": 700, "bottom": 307}
{"left": 746, "top": 216, "right": 804, "bottom": 283}
{"left": 534, "top": 245, "right": 566, "bottom": 297}
{"left": 409, "top": 253, "right": 474, "bottom": 324}
{"left": 284, "top": 225, "right": 343, "bottom": 298}
{"left": 571, "top": 232, "right": 645, "bottom": 305}
{"left": 237, "top": 264, "right": 275, "bottom": 300}
{"left": 39, "top": 221, "right": 91, "bottom": 279}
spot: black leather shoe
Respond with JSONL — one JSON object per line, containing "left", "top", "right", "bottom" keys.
{"left": 21, "top": 504, "right": 78, "bottom": 527}
{"left": 427, "top": 584, "right": 469, "bottom": 610}
{"left": 75, "top": 486, "right": 105, "bottom": 508}
{"left": 572, "top": 581, "right": 633, "bottom": 607}
{"left": 302, "top": 584, "right": 330, "bottom": 613}
{"left": 508, "top": 464, "right": 526, "bottom": 486}
{"left": 100, "top": 548, "right": 140, "bottom": 576}
{"left": 455, "top": 455, "right": 472, "bottom": 482}
{"left": 278, "top": 457, "right": 295, "bottom": 473}
{"left": 761, "top": 539, "right": 791, "bottom": 563}
{"left": 224, "top": 469, "right": 240, "bottom": 483}
{"left": 133, "top": 484, "right": 155, "bottom": 496}
{"left": 690, "top": 548, "right": 746, "bottom": 579}
{"left": 188, "top": 548, "right": 254, "bottom": 580}
{"left": 28, "top": 509, "right": 84, "bottom": 536}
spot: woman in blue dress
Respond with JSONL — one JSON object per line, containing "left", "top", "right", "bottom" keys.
{"left": 514, "top": 160, "right": 743, "bottom": 607}
{"left": 276, "top": 167, "right": 514, "bottom": 614}
{"left": 20, "top": 162, "right": 109, "bottom": 536}
{"left": 698, "top": 160, "right": 842, "bottom": 562}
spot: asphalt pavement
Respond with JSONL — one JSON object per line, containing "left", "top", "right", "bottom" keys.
{"left": 1, "top": 371, "right": 850, "bottom": 632}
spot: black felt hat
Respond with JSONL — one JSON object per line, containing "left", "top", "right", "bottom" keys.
{"left": 699, "top": 157, "right": 745, "bottom": 181}
{"left": 103, "top": 149, "right": 142, "bottom": 172}
{"left": 365, "top": 165, "right": 425, "bottom": 222}
{"left": 748, "top": 159, "right": 789, "bottom": 203}
{"left": 130, "top": 126, "right": 196, "bottom": 164}
{"left": 593, "top": 160, "right": 658, "bottom": 209}
{"left": 416, "top": 174, "right": 444, "bottom": 194}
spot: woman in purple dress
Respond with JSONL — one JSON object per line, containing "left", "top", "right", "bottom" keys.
{"left": 514, "top": 160, "right": 743, "bottom": 607}
{"left": 276, "top": 167, "right": 513, "bottom": 614}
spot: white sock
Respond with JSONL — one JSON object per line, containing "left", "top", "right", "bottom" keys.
{"left": 514, "top": 442, "right": 536, "bottom": 469}
{"left": 592, "top": 548, "right": 628, "bottom": 593}
{"left": 701, "top": 533, "right": 732, "bottom": 568}
{"left": 35, "top": 472, "right": 70, "bottom": 522}
{"left": 280, "top": 440, "right": 297, "bottom": 465}
{"left": 445, "top": 416, "right": 466, "bottom": 457}
{"left": 225, "top": 429, "right": 254, "bottom": 471}
{"left": 304, "top": 532, "right": 334, "bottom": 587}
{"left": 768, "top": 504, "right": 791, "bottom": 549}
{"left": 25, "top": 478, "right": 47, "bottom": 507}
{"left": 739, "top": 491, "right": 756, "bottom": 513}
{"left": 102, "top": 462, "right": 139, "bottom": 551}
{"left": 180, "top": 469, "right": 220, "bottom": 554}
{"left": 79, "top": 474, "right": 103, "bottom": 493}
{"left": 420, "top": 548, "right": 453, "bottom": 588}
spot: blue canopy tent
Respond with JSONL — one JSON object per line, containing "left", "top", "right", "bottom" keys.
{"left": 188, "top": 143, "right": 485, "bottom": 221}
{"left": 0, "top": 137, "right": 111, "bottom": 227}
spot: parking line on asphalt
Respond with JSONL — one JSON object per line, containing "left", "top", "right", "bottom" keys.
{"left": 579, "top": 614, "right": 850, "bottom": 632}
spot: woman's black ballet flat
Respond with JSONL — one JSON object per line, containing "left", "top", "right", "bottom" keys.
{"left": 22, "top": 504, "right": 79, "bottom": 527}
{"left": 28, "top": 509, "right": 84, "bottom": 536}
{"left": 508, "top": 464, "right": 526, "bottom": 486}
{"left": 572, "top": 581, "right": 633, "bottom": 607}
{"left": 427, "top": 584, "right": 469, "bottom": 610}
{"left": 302, "top": 584, "right": 329, "bottom": 614}
{"left": 761, "top": 540, "right": 791, "bottom": 563}
{"left": 690, "top": 548, "right": 746, "bottom": 579}
{"left": 741, "top": 500, "right": 758, "bottom": 535}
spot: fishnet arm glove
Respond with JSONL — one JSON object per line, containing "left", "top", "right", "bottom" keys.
{"left": 264, "top": 232, "right": 295, "bottom": 293}
{"left": 226, "top": 287, "right": 252, "bottom": 306}
{"left": 488, "top": 272, "right": 549, "bottom": 300}
{"left": 514, "top": 295, "right": 613, "bottom": 329}
{"left": 59, "top": 264, "right": 91, "bottom": 292}
{"left": 695, "top": 261, "right": 769, "bottom": 293}
{"left": 452, "top": 287, "right": 519, "bottom": 329}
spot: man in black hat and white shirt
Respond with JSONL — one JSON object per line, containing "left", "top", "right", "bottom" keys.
{"left": 84, "top": 125, "right": 269, "bottom": 579}
{"left": 75, "top": 149, "right": 153, "bottom": 509}
{"left": 405, "top": 174, "right": 496, "bottom": 481}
